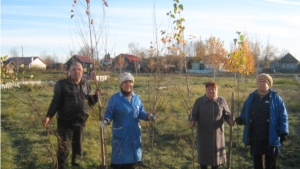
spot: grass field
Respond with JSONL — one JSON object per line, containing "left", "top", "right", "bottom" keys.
{"left": 1, "top": 71, "right": 300, "bottom": 169}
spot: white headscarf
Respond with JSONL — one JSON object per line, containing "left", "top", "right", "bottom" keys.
{"left": 118, "top": 72, "right": 134, "bottom": 86}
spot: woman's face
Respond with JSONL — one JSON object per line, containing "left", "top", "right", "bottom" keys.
{"left": 257, "top": 78, "right": 269, "bottom": 92}
{"left": 121, "top": 80, "right": 134, "bottom": 92}
{"left": 206, "top": 86, "right": 216, "bottom": 100}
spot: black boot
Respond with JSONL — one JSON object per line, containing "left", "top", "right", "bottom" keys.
{"left": 58, "top": 164, "right": 66, "bottom": 169}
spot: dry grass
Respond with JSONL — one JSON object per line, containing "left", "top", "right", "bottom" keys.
{"left": 1, "top": 73, "right": 299, "bottom": 169}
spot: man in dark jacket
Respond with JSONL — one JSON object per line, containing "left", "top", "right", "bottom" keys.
{"left": 42, "top": 62, "right": 101, "bottom": 169}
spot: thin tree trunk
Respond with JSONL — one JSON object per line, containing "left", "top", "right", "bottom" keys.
{"left": 227, "top": 92, "right": 235, "bottom": 169}
{"left": 97, "top": 90, "right": 106, "bottom": 168}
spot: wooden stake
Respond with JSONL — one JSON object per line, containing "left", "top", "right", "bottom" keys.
{"left": 227, "top": 92, "right": 235, "bottom": 169}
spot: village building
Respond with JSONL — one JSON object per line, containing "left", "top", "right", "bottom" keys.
{"left": 270, "top": 53, "right": 299, "bottom": 73}
{"left": 5, "top": 56, "right": 46, "bottom": 70}
{"left": 113, "top": 53, "right": 142, "bottom": 72}
{"left": 2, "top": 60, "right": 17, "bottom": 74}
{"left": 65, "top": 55, "right": 95, "bottom": 79}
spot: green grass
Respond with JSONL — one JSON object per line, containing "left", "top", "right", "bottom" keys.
{"left": 1, "top": 72, "right": 300, "bottom": 169}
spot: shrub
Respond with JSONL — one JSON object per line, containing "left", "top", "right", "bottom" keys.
{"left": 19, "top": 84, "right": 33, "bottom": 92}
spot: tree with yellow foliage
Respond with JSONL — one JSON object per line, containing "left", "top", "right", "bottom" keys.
{"left": 195, "top": 38, "right": 206, "bottom": 62}
{"left": 242, "top": 38, "right": 255, "bottom": 74}
{"left": 147, "top": 58, "right": 156, "bottom": 73}
{"left": 225, "top": 32, "right": 256, "bottom": 169}
{"left": 0, "top": 55, "right": 9, "bottom": 83}
{"left": 206, "top": 36, "right": 228, "bottom": 80}
{"left": 115, "top": 56, "right": 126, "bottom": 73}
{"left": 225, "top": 32, "right": 255, "bottom": 82}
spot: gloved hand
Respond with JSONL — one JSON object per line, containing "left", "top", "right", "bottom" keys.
{"left": 235, "top": 117, "right": 243, "bottom": 125}
{"left": 100, "top": 119, "right": 110, "bottom": 128}
{"left": 147, "top": 113, "right": 157, "bottom": 122}
{"left": 280, "top": 133, "right": 287, "bottom": 144}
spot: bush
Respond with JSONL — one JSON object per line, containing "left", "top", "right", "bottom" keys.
{"left": 19, "top": 84, "right": 33, "bottom": 92}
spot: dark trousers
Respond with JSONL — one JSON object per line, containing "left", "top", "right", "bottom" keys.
{"left": 200, "top": 165, "right": 218, "bottom": 169}
{"left": 56, "top": 122, "right": 85, "bottom": 165}
{"left": 253, "top": 154, "right": 278, "bottom": 169}
{"left": 111, "top": 163, "right": 136, "bottom": 169}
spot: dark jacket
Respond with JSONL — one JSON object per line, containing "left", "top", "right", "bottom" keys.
{"left": 237, "top": 89, "right": 289, "bottom": 146}
{"left": 47, "top": 77, "right": 98, "bottom": 123}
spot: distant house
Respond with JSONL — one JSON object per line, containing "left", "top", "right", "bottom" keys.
{"left": 191, "top": 62, "right": 205, "bottom": 70}
{"left": 188, "top": 61, "right": 225, "bottom": 74}
{"left": 100, "top": 58, "right": 113, "bottom": 70}
{"left": 6, "top": 56, "right": 46, "bottom": 69}
{"left": 65, "top": 55, "right": 94, "bottom": 78}
{"left": 270, "top": 53, "right": 299, "bottom": 73}
{"left": 100, "top": 53, "right": 114, "bottom": 70}
{"left": 113, "top": 53, "right": 142, "bottom": 72}
{"left": 2, "top": 60, "right": 17, "bottom": 74}
{"left": 253, "top": 62, "right": 264, "bottom": 73}
{"left": 101, "top": 53, "right": 114, "bottom": 70}
{"left": 101, "top": 59, "right": 113, "bottom": 66}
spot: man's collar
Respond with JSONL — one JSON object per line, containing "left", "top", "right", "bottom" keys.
{"left": 68, "top": 77, "right": 83, "bottom": 84}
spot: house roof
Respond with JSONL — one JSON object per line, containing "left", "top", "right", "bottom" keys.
{"left": 121, "top": 54, "right": 141, "bottom": 62}
{"left": 74, "top": 55, "right": 93, "bottom": 63}
{"left": 2, "top": 60, "right": 17, "bottom": 67}
{"left": 278, "top": 53, "right": 299, "bottom": 63}
{"left": 6, "top": 56, "right": 45, "bottom": 65}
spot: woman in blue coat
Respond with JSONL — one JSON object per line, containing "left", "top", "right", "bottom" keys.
{"left": 100, "top": 72, "right": 156, "bottom": 169}
{"left": 235, "top": 73, "right": 289, "bottom": 169}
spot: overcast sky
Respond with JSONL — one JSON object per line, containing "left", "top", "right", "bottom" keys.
{"left": 1, "top": 0, "right": 300, "bottom": 62}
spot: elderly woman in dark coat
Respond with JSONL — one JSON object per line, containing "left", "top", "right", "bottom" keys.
{"left": 235, "top": 73, "right": 289, "bottom": 169}
{"left": 189, "top": 81, "right": 235, "bottom": 169}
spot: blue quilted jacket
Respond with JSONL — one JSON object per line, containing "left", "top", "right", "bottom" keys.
{"left": 237, "top": 89, "right": 289, "bottom": 146}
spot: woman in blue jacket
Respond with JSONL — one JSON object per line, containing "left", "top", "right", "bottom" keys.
{"left": 100, "top": 72, "right": 156, "bottom": 169}
{"left": 235, "top": 73, "right": 289, "bottom": 169}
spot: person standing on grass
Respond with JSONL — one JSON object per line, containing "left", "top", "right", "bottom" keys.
{"left": 42, "top": 62, "right": 102, "bottom": 169}
{"left": 189, "top": 81, "right": 235, "bottom": 169}
{"left": 100, "top": 72, "right": 156, "bottom": 169}
{"left": 235, "top": 73, "right": 289, "bottom": 169}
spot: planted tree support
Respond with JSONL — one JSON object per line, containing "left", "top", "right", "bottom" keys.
{"left": 227, "top": 92, "right": 234, "bottom": 169}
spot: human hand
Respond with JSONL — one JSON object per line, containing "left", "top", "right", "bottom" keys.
{"left": 280, "top": 133, "right": 287, "bottom": 144}
{"left": 235, "top": 117, "right": 243, "bottom": 125}
{"left": 229, "top": 119, "right": 235, "bottom": 126}
{"left": 147, "top": 113, "right": 157, "bottom": 122}
{"left": 95, "top": 88, "right": 103, "bottom": 96}
{"left": 100, "top": 119, "right": 110, "bottom": 128}
{"left": 42, "top": 117, "right": 50, "bottom": 127}
{"left": 189, "top": 121, "right": 195, "bottom": 128}
{"left": 100, "top": 120, "right": 107, "bottom": 128}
